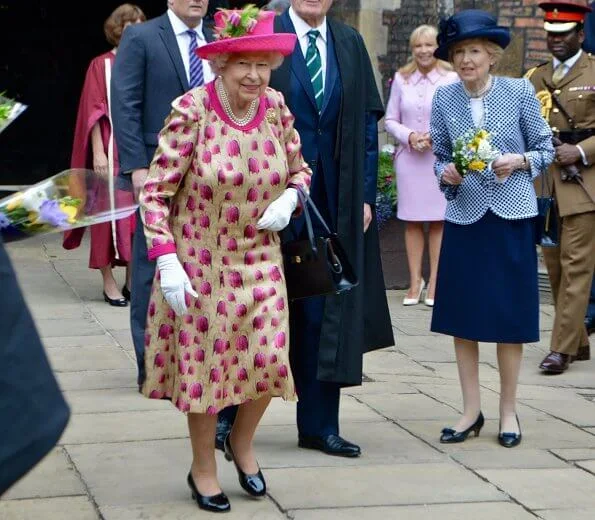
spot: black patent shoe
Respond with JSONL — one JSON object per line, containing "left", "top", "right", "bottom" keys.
{"left": 103, "top": 291, "right": 128, "bottom": 307}
{"left": 498, "top": 415, "right": 522, "bottom": 448}
{"left": 298, "top": 434, "right": 361, "bottom": 457}
{"left": 440, "top": 412, "right": 485, "bottom": 443}
{"left": 224, "top": 434, "right": 266, "bottom": 497}
{"left": 122, "top": 285, "right": 131, "bottom": 301}
{"left": 187, "top": 472, "right": 230, "bottom": 513}
{"left": 216, "top": 417, "right": 233, "bottom": 452}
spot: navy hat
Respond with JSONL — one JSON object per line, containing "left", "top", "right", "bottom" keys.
{"left": 434, "top": 10, "right": 511, "bottom": 61}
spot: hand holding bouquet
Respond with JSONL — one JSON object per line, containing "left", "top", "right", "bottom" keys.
{"left": 452, "top": 128, "right": 500, "bottom": 177}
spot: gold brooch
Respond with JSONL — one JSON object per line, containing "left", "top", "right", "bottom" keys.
{"left": 266, "top": 108, "right": 277, "bottom": 124}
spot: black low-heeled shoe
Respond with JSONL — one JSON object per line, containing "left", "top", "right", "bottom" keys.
{"left": 122, "top": 285, "right": 131, "bottom": 301}
{"left": 498, "top": 415, "right": 522, "bottom": 448}
{"left": 224, "top": 434, "right": 266, "bottom": 497}
{"left": 103, "top": 291, "right": 128, "bottom": 307}
{"left": 186, "top": 472, "right": 230, "bottom": 513}
{"left": 440, "top": 412, "right": 485, "bottom": 443}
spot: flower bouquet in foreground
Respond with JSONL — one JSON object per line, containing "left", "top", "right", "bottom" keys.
{"left": 453, "top": 128, "right": 500, "bottom": 176}
{"left": 0, "top": 169, "right": 138, "bottom": 243}
{"left": 0, "top": 92, "right": 27, "bottom": 135}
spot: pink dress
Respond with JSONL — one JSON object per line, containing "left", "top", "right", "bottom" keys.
{"left": 139, "top": 83, "right": 311, "bottom": 414}
{"left": 385, "top": 68, "right": 459, "bottom": 221}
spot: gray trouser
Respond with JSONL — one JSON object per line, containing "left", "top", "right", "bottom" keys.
{"left": 131, "top": 210, "right": 156, "bottom": 384}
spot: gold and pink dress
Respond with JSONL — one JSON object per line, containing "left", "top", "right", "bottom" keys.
{"left": 140, "top": 82, "right": 311, "bottom": 414}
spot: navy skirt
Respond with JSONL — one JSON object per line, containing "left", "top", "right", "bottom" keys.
{"left": 431, "top": 210, "right": 539, "bottom": 343}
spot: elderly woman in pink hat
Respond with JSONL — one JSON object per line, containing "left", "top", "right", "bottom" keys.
{"left": 138, "top": 5, "right": 311, "bottom": 513}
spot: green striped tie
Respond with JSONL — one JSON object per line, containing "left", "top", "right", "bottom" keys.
{"left": 306, "top": 30, "right": 323, "bottom": 111}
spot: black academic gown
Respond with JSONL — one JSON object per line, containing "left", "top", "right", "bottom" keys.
{"left": 0, "top": 238, "right": 70, "bottom": 495}
{"left": 272, "top": 15, "right": 395, "bottom": 386}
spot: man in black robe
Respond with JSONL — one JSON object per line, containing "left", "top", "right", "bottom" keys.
{"left": 217, "top": 0, "right": 394, "bottom": 457}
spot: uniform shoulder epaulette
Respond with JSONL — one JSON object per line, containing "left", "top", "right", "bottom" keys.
{"left": 523, "top": 61, "right": 548, "bottom": 80}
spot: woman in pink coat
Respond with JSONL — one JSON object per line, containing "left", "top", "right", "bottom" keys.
{"left": 385, "top": 25, "right": 458, "bottom": 306}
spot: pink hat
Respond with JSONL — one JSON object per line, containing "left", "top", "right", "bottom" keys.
{"left": 197, "top": 6, "right": 297, "bottom": 59}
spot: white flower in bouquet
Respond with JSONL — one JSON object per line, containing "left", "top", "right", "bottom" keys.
{"left": 477, "top": 138, "right": 499, "bottom": 162}
{"left": 381, "top": 144, "right": 396, "bottom": 156}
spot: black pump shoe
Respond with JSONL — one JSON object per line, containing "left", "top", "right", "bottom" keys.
{"left": 498, "top": 415, "right": 522, "bottom": 448}
{"left": 103, "top": 291, "right": 128, "bottom": 307}
{"left": 224, "top": 434, "right": 266, "bottom": 497}
{"left": 440, "top": 412, "right": 485, "bottom": 443}
{"left": 122, "top": 285, "right": 131, "bottom": 301}
{"left": 186, "top": 472, "right": 230, "bottom": 513}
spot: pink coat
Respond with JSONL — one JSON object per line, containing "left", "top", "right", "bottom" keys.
{"left": 385, "top": 68, "right": 458, "bottom": 221}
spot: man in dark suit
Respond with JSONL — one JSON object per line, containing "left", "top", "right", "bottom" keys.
{"left": 111, "top": 0, "right": 214, "bottom": 388}
{"left": 217, "top": 0, "right": 394, "bottom": 457}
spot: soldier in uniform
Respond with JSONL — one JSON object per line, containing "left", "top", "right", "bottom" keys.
{"left": 526, "top": 1, "right": 595, "bottom": 373}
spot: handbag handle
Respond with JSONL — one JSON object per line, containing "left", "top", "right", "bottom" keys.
{"left": 295, "top": 186, "right": 335, "bottom": 258}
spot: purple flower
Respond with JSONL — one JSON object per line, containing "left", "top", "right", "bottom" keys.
{"left": 38, "top": 200, "right": 69, "bottom": 228}
{"left": 229, "top": 12, "right": 241, "bottom": 26}
{"left": 0, "top": 212, "right": 11, "bottom": 229}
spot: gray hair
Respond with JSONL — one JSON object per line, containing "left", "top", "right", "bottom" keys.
{"left": 208, "top": 52, "right": 285, "bottom": 76}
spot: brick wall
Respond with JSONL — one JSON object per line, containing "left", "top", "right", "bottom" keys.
{"left": 379, "top": 0, "right": 552, "bottom": 98}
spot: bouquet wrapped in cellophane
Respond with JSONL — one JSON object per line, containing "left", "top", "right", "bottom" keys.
{"left": 453, "top": 128, "right": 500, "bottom": 176}
{"left": 0, "top": 169, "right": 137, "bottom": 243}
{"left": 0, "top": 92, "right": 27, "bottom": 135}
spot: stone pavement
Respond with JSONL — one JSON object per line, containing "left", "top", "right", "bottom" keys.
{"left": 1, "top": 235, "right": 595, "bottom": 520}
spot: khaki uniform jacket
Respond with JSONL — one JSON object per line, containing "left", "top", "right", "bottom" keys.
{"left": 526, "top": 52, "right": 595, "bottom": 217}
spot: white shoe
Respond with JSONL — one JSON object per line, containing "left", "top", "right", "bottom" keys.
{"left": 424, "top": 298, "right": 434, "bottom": 307}
{"left": 403, "top": 279, "right": 425, "bottom": 306}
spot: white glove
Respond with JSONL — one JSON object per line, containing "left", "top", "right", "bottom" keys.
{"left": 257, "top": 188, "right": 299, "bottom": 231}
{"left": 156, "top": 253, "right": 198, "bottom": 316}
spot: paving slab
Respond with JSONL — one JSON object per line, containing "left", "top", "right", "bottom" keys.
{"left": 356, "top": 392, "right": 459, "bottom": 421}
{"left": 291, "top": 502, "right": 536, "bottom": 520}
{"left": 2, "top": 448, "right": 85, "bottom": 500}
{"left": 63, "top": 388, "right": 170, "bottom": 414}
{"left": 363, "top": 350, "right": 433, "bottom": 377}
{"left": 576, "top": 460, "right": 595, "bottom": 475}
{"left": 42, "top": 334, "right": 118, "bottom": 348}
{"left": 254, "top": 422, "right": 445, "bottom": 468}
{"left": 539, "top": 508, "right": 595, "bottom": 520}
{"left": 47, "top": 346, "right": 134, "bottom": 372}
{"left": 451, "top": 448, "right": 568, "bottom": 470}
{"left": 551, "top": 448, "right": 595, "bottom": 461}
{"left": 521, "top": 398, "right": 595, "bottom": 427}
{"left": 0, "top": 497, "right": 98, "bottom": 520}
{"left": 100, "top": 501, "right": 285, "bottom": 520}
{"left": 55, "top": 369, "right": 138, "bottom": 391}
{"left": 266, "top": 463, "right": 505, "bottom": 509}
{"left": 36, "top": 318, "right": 106, "bottom": 338}
{"left": 61, "top": 410, "right": 187, "bottom": 445}
{"left": 477, "top": 468, "right": 595, "bottom": 509}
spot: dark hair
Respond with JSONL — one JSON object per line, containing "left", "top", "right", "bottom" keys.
{"left": 104, "top": 3, "right": 146, "bottom": 47}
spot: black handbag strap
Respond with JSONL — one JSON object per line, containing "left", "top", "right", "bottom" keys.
{"left": 295, "top": 186, "right": 335, "bottom": 256}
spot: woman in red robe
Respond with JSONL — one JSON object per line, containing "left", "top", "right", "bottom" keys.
{"left": 63, "top": 4, "right": 145, "bottom": 306}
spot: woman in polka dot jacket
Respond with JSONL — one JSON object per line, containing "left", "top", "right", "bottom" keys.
{"left": 429, "top": 10, "right": 554, "bottom": 448}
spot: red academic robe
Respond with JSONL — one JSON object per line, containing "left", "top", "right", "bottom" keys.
{"left": 62, "top": 52, "right": 135, "bottom": 268}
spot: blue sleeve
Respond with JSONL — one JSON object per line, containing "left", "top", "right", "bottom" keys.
{"left": 111, "top": 28, "right": 149, "bottom": 174}
{"left": 364, "top": 111, "right": 379, "bottom": 205}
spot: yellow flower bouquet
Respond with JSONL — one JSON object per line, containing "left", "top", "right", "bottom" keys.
{"left": 452, "top": 128, "right": 500, "bottom": 176}
{"left": 0, "top": 169, "right": 137, "bottom": 243}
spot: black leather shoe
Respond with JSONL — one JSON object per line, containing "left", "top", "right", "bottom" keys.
{"left": 122, "top": 285, "right": 131, "bottom": 301}
{"left": 498, "top": 415, "right": 522, "bottom": 448}
{"left": 575, "top": 344, "right": 591, "bottom": 361}
{"left": 216, "top": 417, "right": 233, "bottom": 452}
{"left": 187, "top": 472, "right": 230, "bottom": 513}
{"left": 440, "top": 412, "right": 484, "bottom": 443}
{"left": 539, "top": 351, "right": 571, "bottom": 373}
{"left": 224, "top": 434, "right": 266, "bottom": 497}
{"left": 103, "top": 291, "right": 128, "bottom": 307}
{"left": 298, "top": 434, "right": 361, "bottom": 457}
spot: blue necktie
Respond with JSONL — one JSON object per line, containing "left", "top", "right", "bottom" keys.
{"left": 187, "top": 30, "right": 204, "bottom": 88}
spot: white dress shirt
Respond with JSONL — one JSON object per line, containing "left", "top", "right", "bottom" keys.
{"left": 288, "top": 6, "right": 327, "bottom": 90}
{"left": 552, "top": 50, "right": 588, "bottom": 165}
{"left": 167, "top": 9, "right": 215, "bottom": 85}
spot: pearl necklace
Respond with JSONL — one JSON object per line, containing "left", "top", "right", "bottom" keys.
{"left": 216, "top": 78, "right": 258, "bottom": 126}
{"left": 463, "top": 75, "right": 493, "bottom": 98}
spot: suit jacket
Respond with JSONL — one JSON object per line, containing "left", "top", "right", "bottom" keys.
{"left": 111, "top": 13, "right": 214, "bottom": 174}
{"left": 271, "top": 12, "right": 394, "bottom": 385}
{"left": 527, "top": 52, "right": 595, "bottom": 217}
{"left": 584, "top": 2, "right": 595, "bottom": 54}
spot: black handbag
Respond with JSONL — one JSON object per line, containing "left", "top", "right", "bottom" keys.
{"left": 281, "top": 189, "right": 358, "bottom": 301}
{"left": 535, "top": 171, "right": 559, "bottom": 248}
